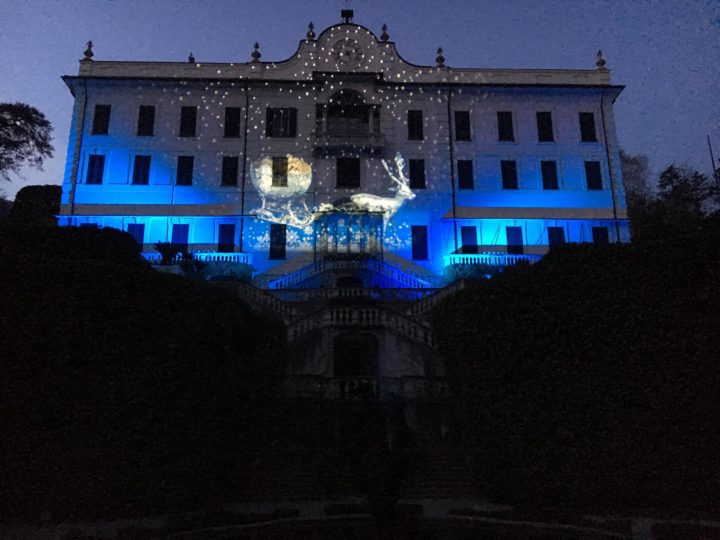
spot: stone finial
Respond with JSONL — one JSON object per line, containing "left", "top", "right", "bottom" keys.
{"left": 380, "top": 24, "right": 389, "bottom": 42}
{"left": 436, "top": 47, "right": 445, "bottom": 67}
{"left": 251, "top": 42, "right": 261, "bottom": 63}
{"left": 188, "top": 52, "right": 195, "bottom": 63}
{"left": 307, "top": 22, "right": 316, "bottom": 39}
{"left": 596, "top": 50, "right": 607, "bottom": 69}
{"left": 83, "top": 40, "right": 94, "bottom": 61}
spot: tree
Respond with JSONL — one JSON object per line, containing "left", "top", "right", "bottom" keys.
{"left": 7, "top": 184, "right": 61, "bottom": 226}
{"left": 619, "top": 150, "right": 650, "bottom": 206}
{"left": 0, "top": 102, "right": 54, "bottom": 182}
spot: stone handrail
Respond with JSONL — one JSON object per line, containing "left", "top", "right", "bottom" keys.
{"left": 445, "top": 252, "right": 542, "bottom": 267}
{"left": 267, "top": 258, "right": 433, "bottom": 290}
{"left": 267, "top": 287, "right": 438, "bottom": 303}
{"left": 287, "top": 305, "right": 434, "bottom": 347}
{"left": 407, "top": 279, "right": 467, "bottom": 319}
{"left": 143, "top": 251, "right": 252, "bottom": 265}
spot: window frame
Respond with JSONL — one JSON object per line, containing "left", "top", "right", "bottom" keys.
{"left": 136, "top": 105, "right": 156, "bottom": 137}
{"left": 223, "top": 107, "right": 242, "bottom": 138}
{"left": 454, "top": 110, "right": 472, "bottom": 141}
{"left": 179, "top": 106, "right": 198, "bottom": 138}
{"left": 540, "top": 160, "right": 559, "bottom": 190}
{"left": 131, "top": 154, "right": 152, "bottom": 185}
{"left": 536, "top": 111, "right": 555, "bottom": 142}
{"left": 269, "top": 223, "right": 287, "bottom": 260}
{"left": 265, "top": 107, "right": 297, "bottom": 138}
{"left": 584, "top": 160, "right": 603, "bottom": 191}
{"left": 506, "top": 226, "right": 524, "bottom": 255}
{"left": 500, "top": 159, "right": 518, "bottom": 190}
{"left": 457, "top": 159, "right": 474, "bottom": 190}
{"left": 411, "top": 225, "right": 429, "bottom": 260}
{"left": 407, "top": 109, "right": 424, "bottom": 141}
{"left": 272, "top": 156, "right": 289, "bottom": 187}
{"left": 497, "top": 111, "right": 515, "bottom": 142}
{"left": 408, "top": 158, "right": 426, "bottom": 189}
{"left": 221, "top": 156, "right": 239, "bottom": 186}
{"left": 579, "top": 112, "right": 598, "bottom": 143}
{"left": 85, "top": 154, "right": 106, "bottom": 185}
{"left": 91, "top": 104, "right": 111, "bottom": 135}
{"left": 176, "top": 155, "right": 194, "bottom": 186}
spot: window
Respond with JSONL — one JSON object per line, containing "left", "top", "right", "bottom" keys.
{"left": 461, "top": 226, "right": 478, "bottom": 254}
{"left": 536, "top": 111, "right": 554, "bottom": 142}
{"left": 584, "top": 160, "right": 603, "bottom": 190}
{"left": 176, "top": 156, "right": 194, "bottom": 186}
{"left": 126, "top": 223, "right": 145, "bottom": 246}
{"left": 224, "top": 107, "right": 242, "bottom": 138}
{"left": 506, "top": 226, "right": 524, "bottom": 255}
{"left": 218, "top": 224, "right": 235, "bottom": 253}
{"left": 91, "top": 104, "right": 111, "bottom": 135}
{"left": 407, "top": 110, "right": 423, "bottom": 140}
{"left": 179, "top": 106, "right": 197, "bottom": 137}
{"left": 579, "top": 112, "right": 598, "bottom": 142}
{"left": 409, "top": 159, "right": 426, "bottom": 189}
{"left": 336, "top": 157, "right": 360, "bottom": 188}
{"left": 269, "top": 223, "right": 286, "bottom": 259}
{"left": 221, "top": 156, "right": 239, "bottom": 186}
{"left": 497, "top": 111, "right": 514, "bottom": 142}
{"left": 137, "top": 105, "right": 155, "bottom": 136}
{"left": 272, "top": 156, "right": 288, "bottom": 187}
{"left": 132, "top": 155, "right": 151, "bottom": 185}
{"left": 500, "top": 160, "right": 518, "bottom": 190}
{"left": 411, "top": 225, "right": 428, "bottom": 260}
{"left": 548, "top": 226, "right": 565, "bottom": 247}
{"left": 541, "top": 160, "right": 559, "bottom": 190}
{"left": 171, "top": 224, "right": 189, "bottom": 253}
{"left": 457, "top": 160, "right": 474, "bottom": 189}
{"left": 266, "top": 107, "right": 297, "bottom": 138}
{"left": 85, "top": 154, "right": 105, "bottom": 184}
{"left": 592, "top": 226, "right": 609, "bottom": 244}
{"left": 455, "top": 111, "right": 471, "bottom": 141}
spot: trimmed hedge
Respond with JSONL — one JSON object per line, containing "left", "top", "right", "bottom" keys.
{"left": 0, "top": 228, "right": 284, "bottom": 522}
{"left": 432, "top": 220, "right": 720, "bottom": 513}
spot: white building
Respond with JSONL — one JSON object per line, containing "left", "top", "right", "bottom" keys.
{"left": 58, "top": 11, "right": 629, "bottom": 428}
{"left": 59, "top": 10, "right": 627, "bottom": 283}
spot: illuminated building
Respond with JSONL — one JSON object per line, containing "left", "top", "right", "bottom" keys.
{"left": 58, "top": 11, "right": 628, "bottom": 420}
{"left": 59, "top": 10, "right": 627, "bottom": 279}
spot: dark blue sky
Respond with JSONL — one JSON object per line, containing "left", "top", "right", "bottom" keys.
{"left": 1, "top": 0, "right": 718, "bottom": 198}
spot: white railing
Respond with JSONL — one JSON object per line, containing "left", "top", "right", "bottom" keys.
{"left": 287, "top": 305, "right": 434, "bottom": 347}
{"left": 267, "top": 287, "right": 438, "bottom": 303}
{"left": 445, "top": 252, "right": 542, "bottom": 267}
{"left": 142, "top": 251, "right": 252, "bottom": 265}
{"left": 267, "top": 258, "right": 433, "bottom": 290}
{"left": 407, "top": 279, "right": 467, "bottom": 319}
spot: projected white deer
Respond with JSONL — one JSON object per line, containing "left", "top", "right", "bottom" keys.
{"left": 348, "top": 152, "right": 416, "bottom": 224}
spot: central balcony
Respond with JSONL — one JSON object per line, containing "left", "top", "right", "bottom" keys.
{"left": 312, "top": 129, "right": 385, "bottom": 157}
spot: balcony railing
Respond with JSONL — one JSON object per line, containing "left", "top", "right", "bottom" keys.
{"left": 444, "top": 252, "right": 542, "bottom": 267}
{"left": 312, "top": 130, "right": 385, "bottom": 157}
{"left": 142, "top": 251, "right": 252, "bottom": 265}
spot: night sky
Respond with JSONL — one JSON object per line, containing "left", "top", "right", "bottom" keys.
{"left": 1, "top": 0, "right": 718, "bottom": 199}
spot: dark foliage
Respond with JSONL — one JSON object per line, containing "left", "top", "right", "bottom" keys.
{"left": 0, "top": 224, "right": 147, "bottom": 268}
{"left": 153, "top": 241, "right": 183, "bottom": 265}
{"left": 432, "top": 220, "right": 720, "bottom": 513}
{"left": 443, "top": 262, "right": 503, "bottom": 283}
{"left": 0, "top": 102, "right": 54, "bottom": 181}
{"left": 0, "top": 228, "right": 284, "bottom": 523}
{"left": 629, "top": 164, "right": 718, "bottom": 241}
{"left": 7, "top": 184, "right": 61, "bottom": 226}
